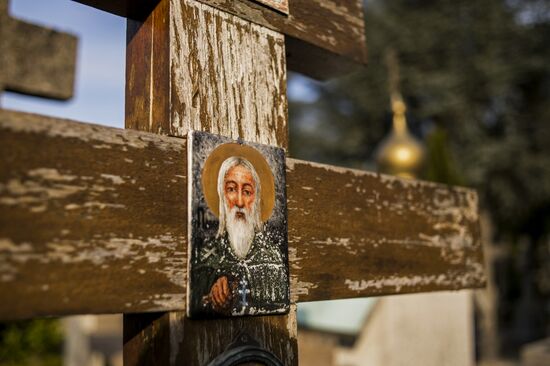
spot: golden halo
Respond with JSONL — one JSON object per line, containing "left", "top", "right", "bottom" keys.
{"left": 201, "top": 143, "right": 275, "bottom": 222}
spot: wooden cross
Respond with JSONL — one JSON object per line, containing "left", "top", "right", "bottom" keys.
{"left": 0, "top": 0, "right": 77, "bottom": 101}
{"left": 0, "top": 0, "right": 485, "bottom": 365}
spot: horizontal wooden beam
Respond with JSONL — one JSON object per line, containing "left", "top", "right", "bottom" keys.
{"left": 0, "top": 110, "right": 187, "bottom": 319}
{"left": 0, "top": 110, "right": 484, "bottom": 320}
{"left": 195, "top": 0, "right": 368, "bottom": 79}
{"left": 73, "top": 0, "right": 367, "bottom": 80}
{"left": 287, "top": 160, "right": 485, "bottom": 302}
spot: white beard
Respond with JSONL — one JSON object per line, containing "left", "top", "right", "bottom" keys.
{"left": 226, "top": 206, "right": 255, "bottom": 259}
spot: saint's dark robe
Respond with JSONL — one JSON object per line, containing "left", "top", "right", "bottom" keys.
{"left": 190, "top": 229, "right": 289, "bottom": 317}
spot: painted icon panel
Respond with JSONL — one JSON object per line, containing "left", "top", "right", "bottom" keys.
{"left": 187, "top": 131, "right": 290, "bottom": 318}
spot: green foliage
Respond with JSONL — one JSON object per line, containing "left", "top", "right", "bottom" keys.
{"left": 0, "top": 319, "right": 63, "bottom": 366}
{"left": 289, "top": 0, "right": 550, "bottom": 237}
{"left": 424, "top": 127, "right": 464, "bottom": 186}
{"left": 288, "top": 0, "right": 550, "bottom": 355}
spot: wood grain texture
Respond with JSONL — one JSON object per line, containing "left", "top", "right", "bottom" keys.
{"left": 124, "top": 2, "right": 295, "bottom": 365}
{"left": 125, "top": 0, "right": 170, "bottom": 136}
{"left": 196, "top": 0, "right": 368, "bottom": 78}
{"left": 1, "top": 0, "right": 77, "bottom": 100}
{"left": 286, "top": 159, "right": 485, "bottom": 302}
{"left": 0, "top": 110, "right": 485, "bottom": 320}
{"left": 76, "top": 0, "right": 367, "bottom": 79}
{"left": 0, "top": 110, "right": 187, "bottom": 319}
{"left": 254, "top": 0, "right": 289, "bottom": 15}
{"left": 170, "top": 0, "right": 288, "bottom": 146}
{"left": 126, "top": 0, "right": 288, "bottom": 147}
{"left": 124, "top": 306, "right": 298, "bottom": 366}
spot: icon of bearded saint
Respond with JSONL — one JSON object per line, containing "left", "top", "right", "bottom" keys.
{"left": 190, "top": 142, "right": 289, "bottom": 317}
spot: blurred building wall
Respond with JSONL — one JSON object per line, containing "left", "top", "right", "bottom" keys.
{"left": 333, "top": 291, "right": 474, "bottom": 366}
{"left": 298, "top": 329, "right": 340, "bottom": 366}
{"left": 63, "top": 315, "right": 122, "bottom": 366}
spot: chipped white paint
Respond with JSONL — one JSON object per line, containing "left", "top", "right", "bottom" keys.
{"left": 286, "top": 304, "right": 298, "bottom": 339}
{"left": 464, "top": 190, "right": 480, "bottom": 222}
{"left": 285, "top": 158, "right": 296, "bottom": 172}
{"left": 28, "top": 168, "right": 77, "bottom": 182}
{"left": 284, "top": 156, "right": 484, "bottom": 303}
{"left": 65, "top": 202, "right": 126, "bottom": 210}
{"left": 288, "top": 158, "right": 366, "bottom": 178}
{"left": 0, "top": 110, "right": 185, "bottom": 152}
{"left": 0, "top": 234, "right": 185, "bottom": 284}
{"left": 0, "top": 239, "right": 32, "bottom": 253}
{"left": 169, "top": 312, "right": 185, "bottom": 366}
{"left": 100, "top": 174, "right": 125, "bottom": 185}
{"left": 0, "top": 177, "right": 85, "bottom": 205}
{"left": 0, "top": 170, "right": 131, "bottom": 212}
{"left": 344, "top": 273, "right": 463, "bottom": 293}
{"left": 311, "top": 237, "right": 353, "bottom": 250}
{"left": 254, "top": 0, "right": 289, "bottom": 14}
{"left": 170, "top": 0, "right": 287, "bottom": 146}
{"left": 463, "top": 258, "right": 486, "bottom": 286}
{"left": 0, "top": 110, "right": 483, "bottom": 320}
{"left": 289, "top": 276, "right": 318, "bottom": 302}
{"left": 92, "top": 144, "right": 112, "bottom": 149}
{"left": 287, "top": 246, "right": 302, "bottom": 270}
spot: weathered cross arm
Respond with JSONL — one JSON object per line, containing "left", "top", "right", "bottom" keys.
{"left": 1, "top": 0, "right": 484, "bottom": 364}
{"left": 0, "top": 109, "right": 485, "bottom": 320}
{"left": 73, "top": 0, "right": 367, "bottom": 79}
{"left": 0, "top": 0, "right": 77, "bottom": 100}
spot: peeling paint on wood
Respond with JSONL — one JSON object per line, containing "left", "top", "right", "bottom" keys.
{"left": 0, "top": 110, "right": 484, "bottom": 320}
{"left": 74, "top": 0, "right": 367, "bottom": 78}
{"left": 170, "top": 0, "right": 287, "bottom": 146}
{"left": 0, "top": 110, "right": 186, "bottom": 319}
{"left": 196, "top": 0, "right": 368, "bottom": 79}
{"left": 124, "top": 2, "right": 294, "bottom": 364}
{"left": 287, "top": 159, "right": 485, "bottom": 302}
{"left": 126, "top": 0, "right": 288, "bottom": 148}
{"left": 0, "top": 109, "right": 183, "bottom": 151}
{"left": 253, "top": 0, "right": 289, "bottom": 15}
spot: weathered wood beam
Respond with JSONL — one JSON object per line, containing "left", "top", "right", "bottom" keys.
{"left": 0, "top": 109, "right": 485, "bottom": 320}
{"left": 0, "top": 0, "right": 77, "bottom": 100}
{"left": 287, "top": 159, "right": 485, "bottom": 302}
{"left": 125, "top": 0, "right": 289, "bottom": 144}
{"left": 123, "top": 1, "right": 296, "bottom": 364}
{"left": 73, "top": 0, "right": 367, "bottom": 79}
{"left": 123, "top": 307, "right": 297, "bottom": 365}
{"left": 0, "top": 110, "right": 186, "bottom": 319}
{"left": 196, "top": 0, "right": 368, "bottom": 79}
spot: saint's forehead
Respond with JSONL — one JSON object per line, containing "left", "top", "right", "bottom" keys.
{"left": 224, "top": 165, "right": 255, "bottom": 183}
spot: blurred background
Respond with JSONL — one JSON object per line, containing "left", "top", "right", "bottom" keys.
{"left": 1, "top": 0, "right": 549, "bottom": 365}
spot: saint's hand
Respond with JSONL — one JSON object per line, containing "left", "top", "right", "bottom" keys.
{"left": 208, "top": 276, "right": 232, "bottom": 312}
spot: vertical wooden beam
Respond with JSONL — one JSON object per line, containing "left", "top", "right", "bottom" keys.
{"left": 125, "top": 0, "right": 288, "bottom": 148}
{"left": 123, "top": 0, "right": 295, "bottom": 365}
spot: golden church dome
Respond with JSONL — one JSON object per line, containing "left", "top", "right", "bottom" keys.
{"left": 375, "top": 100, "right": 425, "bottom": 179}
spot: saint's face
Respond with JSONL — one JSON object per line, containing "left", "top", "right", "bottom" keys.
{"left": 223, "top": 165, "right": 256, "bottom": 220}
